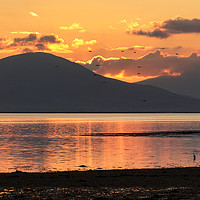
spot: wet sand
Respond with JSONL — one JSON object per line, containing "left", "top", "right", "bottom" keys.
{"left": 1, "top": 167, "right": 200, "bottom": 199}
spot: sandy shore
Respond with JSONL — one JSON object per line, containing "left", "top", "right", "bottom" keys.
{"left": 1, "top": 167, "right": 200, "bottom": 199}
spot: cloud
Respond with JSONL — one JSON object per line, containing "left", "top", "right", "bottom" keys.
{"left": 72, "top": 39, "right": 84, "bottom": 48}
{"left": 129, "top": 17, "right": 200, "bottom": 39}
{"left": 120, "top": 19, "right": 140, "bottom": 31}
{"left": 111, "top": 45, "right": 153, "bottom": 51}
{"left": 35, "top": 43, "right": 50, "bottom": 51}
{"left": 131, "top": 29, "right": 170, "bottom": 39}
{"left": 81, "top": 50, "right": 200, "bottom": 82}
{"left": 174, "top": 46, "right": 183, "bottom": 50}
{"left": 29, "top": 12, "right": 38, "bottom": 17}
{"left": 11, "top": 31, "right": 40, "bottom": 35}
{"left": 126, "top": 22, "right": 140, "bottom": 31}
{"left": 0, "top": 33, "right": 70, "bottom": 53}
{"left": 47, "top": 43, "right": 71, "bottom": 53}
{"left": 22, "top": 48, "right": 33, "bottom": 53}
{"left": 120, "top": 19, "right": 128, "bottom": 24}
{"left": 72, "top": 38, "right": 97, "bottom": 48}
{"left": 13, "top": 34, "right": 37, "bottom": 44}
{"left": 161, "top": 17, "right": 200, "bottom": 33}
{"left": 60, "top": 23, "right": 86, "bottom": 32}
{"left": 85, "top": 40, "right": 97, "bottom": 45}
{"left": 38, "top": 35, "right": 62, "bottom": 44}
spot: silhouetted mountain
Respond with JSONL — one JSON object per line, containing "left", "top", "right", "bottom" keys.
{"left": 0, "top": 52, "right": 200, "bottom": 112}
{"left": 138, "top": 63, "right": 200, "bottom": 99}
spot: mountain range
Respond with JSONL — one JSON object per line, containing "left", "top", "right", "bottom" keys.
{"left": 0, "top": 52, "right": 200, "bottom": 112}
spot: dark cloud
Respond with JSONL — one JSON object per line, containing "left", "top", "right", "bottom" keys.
{"left": 22, "top": 48, "right": 33, "bottom": 53}
{"left": 0, "top": 34, "right": 63, "bottom": 52}
{"left": 174, "top": 46, "right": 183, "bottom": 50}
{"left": 38, "top": 35, "right": 61, "bottom": 44}
{"left": 161, "top": 18, "right": 200, "bottom": 33}
{"left": 35, "top": 43, "right": 50, "bottom": 51}
{"left": 132, "top": 29, "right": 169, "bottom": 39}
{"left": 130, "top": 17, "right": 200, "bottom": 39}
{"left": 83, "top": 51, "right": 200, "bottom": 78}
{"left": 14, "top": 34, "right": 37, "bottom": 44}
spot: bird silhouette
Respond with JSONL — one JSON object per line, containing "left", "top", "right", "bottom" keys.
{"left": 193, "top": 153, "right": 196, "bottom": 161}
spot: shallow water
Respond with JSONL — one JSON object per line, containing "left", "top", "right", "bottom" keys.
{"left": 0, "top": 113, "right": 200, "bottom": 172}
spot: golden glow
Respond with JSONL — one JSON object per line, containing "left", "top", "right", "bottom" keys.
{"left": 11, "top": 31, "right": 40, "bottom": 35}
{"left": 1, "top": 0, "right": 200, "bottom": 81}
{"left": 47, "top": 43, "right": 72, "bottom": 53}
{"left": 103, "top": 70, "right": 158, "bottom": 83}
{"left": 60, "top": 23, "right": 86, "bottom": 32}
{"left": 85, "top": 40, "right": 97, "bottom": 45}
{"left": 72, "top": 38, "right": 97, "bottom": 48}
{"left": 161, "top": 69, "right": 182, "bottom": 76}
{"left": 0, "top": 117, "right": 198, "bottom": 172}
{"left": 84, "top": 55, "right": 126, "bottom": 65}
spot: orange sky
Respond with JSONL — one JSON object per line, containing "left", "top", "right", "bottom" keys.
{"left": 1, "top": 0, "right": 200, "bottom": 82}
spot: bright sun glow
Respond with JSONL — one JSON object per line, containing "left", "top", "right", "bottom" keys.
{"left": 103, "top": 70, "right": 158, "bottom": 83}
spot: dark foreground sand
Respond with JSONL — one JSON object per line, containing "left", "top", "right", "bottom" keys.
{"left": 1, "top": 167, "right": 200, "bottom": 199}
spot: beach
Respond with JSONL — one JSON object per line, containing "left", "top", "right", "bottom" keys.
{"left": 1, "top": 167, "right": 200, "bottom": 199}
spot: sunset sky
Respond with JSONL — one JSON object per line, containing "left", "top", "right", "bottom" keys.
{"left": 1, "top": 0, "right": 200, "bottom": 82}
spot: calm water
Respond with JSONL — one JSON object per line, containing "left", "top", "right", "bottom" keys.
{"left": 1, "top": 113, "right": 200, "bottom": 172}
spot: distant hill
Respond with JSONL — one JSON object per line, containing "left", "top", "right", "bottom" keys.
{"left": 138, "top": 64, "right": 200, "bottom": 99}
{"left": 0, "top": 52, "right": 200, "bottom": 112}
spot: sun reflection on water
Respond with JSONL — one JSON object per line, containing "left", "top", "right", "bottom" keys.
{"left": 0, "top": 114, "right": 200, "bottom": 172}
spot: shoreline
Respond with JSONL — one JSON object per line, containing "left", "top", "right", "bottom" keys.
{"left": 0, "top": 111, "right": 200, "bottom": 114}
{"left": 1, "top": 167, "right": 200, "bottom": 187}
{"left": 1, "top": 167, "right": 200, "bottom": 199}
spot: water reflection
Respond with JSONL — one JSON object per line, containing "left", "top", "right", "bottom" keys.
{"left": 0, "top": 115, "right": 200, "bottom": 172}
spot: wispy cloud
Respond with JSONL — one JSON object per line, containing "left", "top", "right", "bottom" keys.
{"left": 29, "top": 12, "right": 38, "bottom": 17}
{"left": 120, "top": 19, "right": 128, "bottom": 24}
{"left": 120, "top": 19, "right": 140, "bottom": 31}
{"left": 60, "top": 23, "right": 86, "bottom": 32}
{"left": 11, "top": 31, "right": 40, "bottom": 35}
{"left": 111, "top": 45, "right": 153, "bottom": 51}
{"left": 131, "top": 29, "right": 169, "bottom": 39}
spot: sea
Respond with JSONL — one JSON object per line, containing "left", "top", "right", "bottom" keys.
{"left": 1, "top": 113, "right": 200, "bottom": 172}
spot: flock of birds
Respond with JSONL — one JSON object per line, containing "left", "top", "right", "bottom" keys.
{"left": 53, "top": 49, "right": 180, "bottom": 105}
{"left": 88, "top": 49, "right": 180, "bottom": 76}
